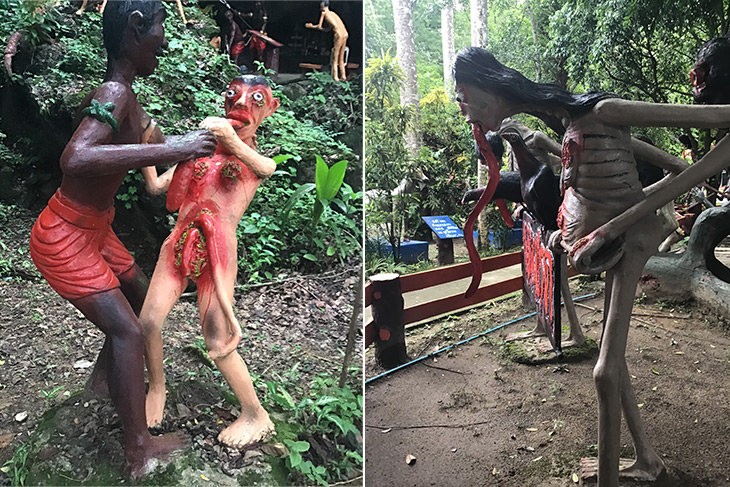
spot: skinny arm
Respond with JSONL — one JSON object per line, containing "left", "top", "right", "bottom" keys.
{"left": 595, "top": 98, "right": 730, "bottom": 129}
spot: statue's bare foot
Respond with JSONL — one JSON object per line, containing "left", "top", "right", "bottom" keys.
{"left": 580, "top": 456, "right": 666, "bottom": 482}
{"left": 506, "top": 328, "right": 545, "bottom": 341}
{"left": 127, "top": 432, "right": 188, "bottom": 479}
{"left": 145, "top": 386, "right": 166, "bottom": 428}
{"left": 218, "top": 407, "right": 275, "bottom": 449}
{"left": 562, "top": 337, "right": 586, "bottom": 348}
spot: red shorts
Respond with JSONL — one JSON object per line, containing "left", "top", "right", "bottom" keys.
{"left": 231, "top": 42, "right": 245, "bottom": 58}
{"left": 30, "top": 190, "right": 135, "bottom": 300}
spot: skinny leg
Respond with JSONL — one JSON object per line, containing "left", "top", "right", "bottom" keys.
{"left": 561, "top": 255, "right": 585, "bottom": 346}
{"left": 333, "top": 36, "right": 348, "bottom": 81}
{"left": 72, "top": 289, "right": 186, "bottom": 478}
{"left": 86, "top": 264, "right": 149, "bottom": 397}
{"left": 174, "top": 0, "right": 189, "bottom": 25}
{"left": 75, "top": 0, "right": 88, "bottom": 15}
{"left": 139, "top": 245, "right": 187, "bottom": 428}
{"left": 198, "top": 261, "right": 274, "bottom": 448}
{"left": 589, "top": 219, "right": 664, "bottom": 487}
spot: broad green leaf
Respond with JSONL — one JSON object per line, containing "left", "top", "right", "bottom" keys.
{"left": 322, "top": 159, "right": 348, "bottom": 201}
{"left": 315, "top": 396, "right": 340, "bottom": 406}
{"left": 273, "top": 154, "right": 297, "bottom": 164}
{"left": 314, "top": 155, "right": 329, "bottom": 199}
{"left": 326, "top": 246, "right": 336, "bottom": 256}
{"left": 286, "top": 440, "right": 310, "bottom": 452}
{"left": 303, "top": 253, "right": 318, "bottom": 261}
{"left": 324, "top": 413, "right": 355, "bottom": 435}
{"left": 289, "top": 450, "right": 302, "bottom": 468}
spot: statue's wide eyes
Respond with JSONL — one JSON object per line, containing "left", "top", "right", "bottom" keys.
{"left": 252, "top": 92, "right": 264, "bottom": 102}
{"left": 226, "top": 89, "right": 236, "bottom": 98}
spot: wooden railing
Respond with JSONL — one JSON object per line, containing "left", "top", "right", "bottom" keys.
{"left": 365, "top": 251, "right": 524, "bottom": 347}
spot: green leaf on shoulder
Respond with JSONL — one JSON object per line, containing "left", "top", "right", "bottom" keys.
{"left": 81, "top": 99, "right": 119, "bottom": 133}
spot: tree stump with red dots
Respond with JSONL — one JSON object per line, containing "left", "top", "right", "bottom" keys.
{"left": 370, "top": 273, "right": 408, "bottom": 368}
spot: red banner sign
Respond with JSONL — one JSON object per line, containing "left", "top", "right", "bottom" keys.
{"left": 521, "top": 211, "right": 562, "bottom": 355}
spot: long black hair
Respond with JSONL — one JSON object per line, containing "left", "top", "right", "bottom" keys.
{"left": 453, "top": 47, "right": 614, "bottom": 134}
{"left": 103, "top": 0, "right": 164, "bottom": 61}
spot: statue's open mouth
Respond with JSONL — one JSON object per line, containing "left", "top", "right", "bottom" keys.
{"left": 226, "top": 117, "right": 251, "bottom": 132}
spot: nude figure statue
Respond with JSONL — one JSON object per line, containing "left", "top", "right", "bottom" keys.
{"left": 305, "top": 0, "right": 349, "bottom": 82}
{"left": 30, "top": 1, "right": 217, "bottom": 477}
{"left": 139, "top": 75, "right": 280, "bottom": 449}
{"left": 453, "top": 46, "right": 730, "bottom": 487}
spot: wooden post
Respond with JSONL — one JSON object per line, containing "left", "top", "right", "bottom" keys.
{"left": 435, "top": 236, "right": 454, "bottom": 266}
{"left": 370, "top": 273, "right": 408, "bottom": 368}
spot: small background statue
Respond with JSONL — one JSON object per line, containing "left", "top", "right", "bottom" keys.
{"left": 305, "top": 0, "right": 349, "bottom": 81}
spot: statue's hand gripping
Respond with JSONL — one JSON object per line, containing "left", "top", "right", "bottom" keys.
{"left": 200, "top": 117, "right": 239, "bottom": 149}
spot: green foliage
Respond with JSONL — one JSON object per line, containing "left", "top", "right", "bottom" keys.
{"left": 365, "top": 51, "right": 420, "bottom": 262}
{"left": 282, "top": 156, "right": 349, "bottom": 228}
{"left": 262, "top": 375, "right": 363, "bottom": 486}
{"left": 1, "top": 441, "right": 33, "bottom": 486}
{"left": 0, "top": 0, "right": 60, "bottom": 49}
{"left": 238, "top": 162, "right": 362, "bottom": 283}
{"left": 286, "top": 71, "right": 363, "bottom": 145}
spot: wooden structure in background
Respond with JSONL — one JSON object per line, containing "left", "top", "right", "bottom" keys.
{"left": 365, "top": 251, "right": 523, "bottom": 348}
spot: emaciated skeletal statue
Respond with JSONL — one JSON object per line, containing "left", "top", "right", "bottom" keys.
{"left": 140, "top": 76, "right": 279, "bottom": 448}
{"left": 454, "top": 46, "right": 730, "bottom": 487}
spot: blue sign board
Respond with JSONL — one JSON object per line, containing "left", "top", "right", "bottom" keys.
{"left": 422, "top": 216, "right": 464, "bottom": 239}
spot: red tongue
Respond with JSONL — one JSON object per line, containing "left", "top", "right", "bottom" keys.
{"left": 463, "top": 124, "right": 514, "bottom": 299}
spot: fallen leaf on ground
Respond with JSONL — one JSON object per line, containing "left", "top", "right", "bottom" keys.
{"left": 0, "top": 433, "right": 13, "bottom": 449}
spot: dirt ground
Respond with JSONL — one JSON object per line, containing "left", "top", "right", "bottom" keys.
{"left": 365, "top": 277, "right": 730, "bottom": 486}
{"left": 0, "top": 205, "right": 362, "bottom": 485}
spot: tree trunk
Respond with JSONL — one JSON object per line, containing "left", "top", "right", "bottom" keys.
{"left": 392, "top": 0, "right": 422, "bottom": 153}
{"left": 441, "top": 5, "right": 455, "bottom": 99}
{"left": 370, "top": 273, "right": 409, "bottom": 368}
{"left": 339, "top": 266, "right": 363, "bottom": 388}
{"left": 470, "top": 0, "right": 489, "bottom": 248}
{"left": 470, "top": 0, "right": 488, "bottom": 49}
{"left": 525, "top": 0, "right": 541, "bottom": 82}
